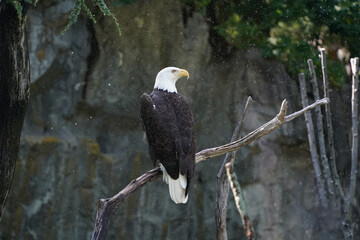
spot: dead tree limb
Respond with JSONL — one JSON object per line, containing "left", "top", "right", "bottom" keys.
{"left": 308, "top": 59, "right": 345, "bottom": 201}
{"left": 224, "top": 99, "right": 256, "bottom": 239}
{"left": 91, "top": 168, "right": 162, "bottom": 240}
{"left": 347, "top": 57, "right": 359, "bottom": 213}
{"left": 307, "top": 52, "right": 360, "bottom": 239}
{"left": 216, "top": 96, "right": 253, "bottom": 240}
{"left": 91, "top": 97, "right": 329, "bottom": 240}
{"left": 225, "top": 161, "right": 254, "bottom": 239}
{"left": 298, "top": 73, "right": 328, "bottom": 208}
{"left": 319, "top": 48, "right": 336, "bottom": 198}
{"left": 196, "top": 98, "right": 329, "bottom": 163}
{"left": 344, "top": 57, "right": 359, "bottom": 236}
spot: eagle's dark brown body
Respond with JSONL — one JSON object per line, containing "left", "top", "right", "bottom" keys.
{"left": 140, "top": 89, "right": 195, "bottom": 197}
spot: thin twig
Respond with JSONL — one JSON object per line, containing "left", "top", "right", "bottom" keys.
{"left": 215, "top": 96, "right": 253, "bottom": 240}
{"left": 344, "top": 57, "right": 359, "bottom": 222}
{"left": 298, "top": 73, "right": 328, "bottom": 208}
{"left": 225, "top": 161, "right": 254, "bottom": 239}
{"left": 283, "top": 98, "right": 329, "bottom": 122}
{"left": 319, "top": 48, "right": 337, "bottom": 198}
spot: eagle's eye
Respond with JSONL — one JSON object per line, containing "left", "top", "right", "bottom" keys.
{"left": 171, "top": 69, "right": 177, "bottom": 74}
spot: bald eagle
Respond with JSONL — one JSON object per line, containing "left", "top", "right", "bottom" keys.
{"left": 140, "top": 67, "right": 195, "bottom": 204}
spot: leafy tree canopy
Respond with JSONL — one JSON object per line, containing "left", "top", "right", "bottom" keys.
{"left": 184, "top": 0, "right": 360, "bottom": 87}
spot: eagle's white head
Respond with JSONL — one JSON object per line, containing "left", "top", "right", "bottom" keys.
{"left": 154, "top": 67, "right": 189, "bottom": 93}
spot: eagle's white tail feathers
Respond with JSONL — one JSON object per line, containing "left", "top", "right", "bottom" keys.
{"left": 179, "top": 174, "right": 187, "bottom": 189}
{"left": 160, "top": 164, "right": 188, "bottom": 204}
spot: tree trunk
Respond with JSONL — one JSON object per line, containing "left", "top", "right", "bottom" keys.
{"left": 0, "top": 1, "right": 30, "bottom": 220}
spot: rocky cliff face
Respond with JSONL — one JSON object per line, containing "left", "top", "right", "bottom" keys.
{"left": 0, "top": 0, "right": 349, "bottom": 239}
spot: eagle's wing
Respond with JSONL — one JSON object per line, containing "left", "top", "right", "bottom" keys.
{"left": 140, "top": 93, "right": 181, "bottom": 178}
{"left": 174, "top": 94, "right": 195, "bottom": 180}
{"left": 140, "top": 93, "right": 157, "bottom": 165}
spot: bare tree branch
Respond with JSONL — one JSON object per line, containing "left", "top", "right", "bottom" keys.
{"left": 344, "top": 57, "right": 359, "bottom": 227}
{"left": 195, "top": 100, "right": 287, "bottom": 163}
{"left": 197, "top": 98, "right": 329, "bottom": 163}
{"left": 91, "top": 168, "right": 162, "bottom": 240}
{"left": 308, "top": 59, "right": 345, "bottom": 201}
{"left": 225, "top": 161, "right": 254, "bottom": 239}
{"left": 319, "top": 48, "right": 336, "bottom": 198}
{"left": 91, "top": 97, "right": 329, "bottom": 240}
{"left": 298, "top": 73, "right": 328, "bottom": 208}
{"left": 216, "top": 96, "right": 253, "bottom": 240}
{"left": 282, "top": 98, "right": 329, "bottom": 122}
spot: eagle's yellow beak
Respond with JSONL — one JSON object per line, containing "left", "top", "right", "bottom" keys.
{"left": 178, "top": 69, "right": 189, "bottom": 79}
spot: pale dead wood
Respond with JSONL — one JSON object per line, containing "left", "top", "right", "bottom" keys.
{"left": 225, "top": 161, "right": 254, "bottom": 239}
{"left": 195, "top": 100, "right": 288, "bottom": 163}
{"left": 216, "top": 96, "right": 253, "bottom": 240}
{"left": 309, "top": 51, "right": 360, "bottom": 239}
{"left": 283, "top": 98, "right": 329, "bottom": 122}
{"left": 91, "top": 97, "right": 329, "bottom": 240}
{"left": 196, "top": 98, "right": 329, "bottom": 163}
{"left": 308, "top": 59, "right": 345, "bottom": 201}
{"left": 223, "top": 99, "right": 256, "bottom": 239}
{"left": 298, "top": 73, "right": 328, "bottom": 208}
{"left": 344, "top": 57, "right": 359, "bottom": 224}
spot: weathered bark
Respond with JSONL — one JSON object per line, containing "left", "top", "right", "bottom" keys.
{"left": 319, "top": 49, "right": 336, "bottom": 202}
{"left": 225, "top": 161, "right": 254, "bottom": 239}
{"left": 0, "top": 2, "right": 30, "bottom": 220}
{"left": 216, "top": 96, "right": 252, "bottom": 240}
{"left": 343, "top": 57, "right": 359, "bottom": 239}
{"left": 298, "top": 73, "right": 328, "bottom": 208}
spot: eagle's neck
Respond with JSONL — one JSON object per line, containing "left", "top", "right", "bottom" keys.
{"left": 153, "top": 87, "right": 178, "bottom": 93}
{"left": 154, "top": 76, "right": 178, "bottom": 93}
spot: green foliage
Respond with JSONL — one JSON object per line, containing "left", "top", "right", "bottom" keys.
{"left": 96, "top": 0, "right": 121, "bottom": 36}
{"left": 185, "top": 0, "right": 360, "bottom": 86}
{"left": 62, "top": 0, "right": 83, "bottom": 34}
{"left": 7, "top": 0, "right": 37, "bottom": 22}
{"left": 8, "top": 0, "right": 121, "bottom": 36}
{"left": 215, "top": 13, "right": 266, "bottom": 49}
{"left": 8, "top": 0, "right": 24, "bottom": 22}
{"left": 63, "top": 0, "right": 121, "bottom": 36}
